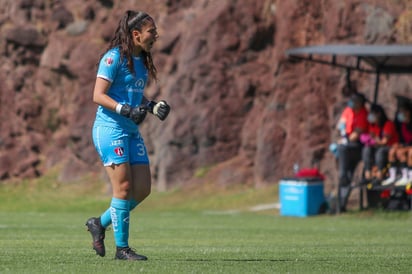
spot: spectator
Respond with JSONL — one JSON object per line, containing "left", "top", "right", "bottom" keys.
{"left": 336, "top": 92, "right": 369, "bottom": 211}
{"left": 361, "top": 104, "right": 398, "bottom": 183}
{"left": 382, "top": 103, "right": 412, "bottom": 186}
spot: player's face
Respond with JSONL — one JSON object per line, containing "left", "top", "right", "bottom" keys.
{"left": 132, "top": 20, "right": 158, "bottom": 52}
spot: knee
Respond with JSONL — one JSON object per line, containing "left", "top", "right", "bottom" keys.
{"left": 133, "top": 181, "right": 151, "bottom": 202}
{"left": 376, "top": 154, "right": 386, "bottom": 167}
{"left": 144, "top": 181, "right": 152, "bottom": 197}
{"left": 396, "top": 150, "right": 406, "bottom": 161}
{"left": 362, "top": 146, "right": 371, "bottom": 158}
{"left": 115, "top": 180, "right": 132, "bottom": 199}
{"left": 142, "top": 186, "right": 151, "bottom": 199}
{"left": 388, "top": 147, "right": 397, "bottom": 158}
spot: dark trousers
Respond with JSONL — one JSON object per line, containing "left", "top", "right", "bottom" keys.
{"left": 362, "top": 146, "right": 390, "bottom": 171}
{"left": 337, "top": 142, "right": 363, "bottom": 210}
{"left": 338, "top": 142, "right": 363, "bottom": 186}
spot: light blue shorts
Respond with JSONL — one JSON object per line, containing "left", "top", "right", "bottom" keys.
{"left": 92, "top": 125, "right": 149, "bottom": 166}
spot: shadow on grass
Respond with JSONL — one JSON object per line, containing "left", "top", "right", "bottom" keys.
{"left": 158, "top": 258, "right": 324, "bottom": 262}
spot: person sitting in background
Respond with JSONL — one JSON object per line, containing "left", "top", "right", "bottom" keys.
{"left": 382, "top": 103, "right": 412, "bottom": 186}
{"left": 336, "top": 92, "right": 369, "bottom": 211}
{"left": 361, "top": 104, "right": 398, "bottom": 183}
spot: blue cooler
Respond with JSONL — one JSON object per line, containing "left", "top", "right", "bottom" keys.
{"left": 279, "top": 178, "right": 325, "bottom": 217}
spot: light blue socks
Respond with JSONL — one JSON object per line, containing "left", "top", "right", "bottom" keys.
{"left": 110, "top": 197, "right": 130, "bottom": 248}
{"left": 100, "top": 198, "right": 140, "bottom": 228}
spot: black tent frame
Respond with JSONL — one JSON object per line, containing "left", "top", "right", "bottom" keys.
{"left": 286, "top": 44, "right": 412, "bottom": 104}
{"left": 285, "top": 44, "right": 412, "bottom": 213}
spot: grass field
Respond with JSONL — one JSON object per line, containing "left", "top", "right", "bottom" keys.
{"left": 0, "top": 174, "right": 411, "bottom": 273}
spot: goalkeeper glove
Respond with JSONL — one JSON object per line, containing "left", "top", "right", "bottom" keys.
{"left": 146, "top": 100, "right": 170, "bottom": 121}
{"left": 129, "top": 106, "right": 147, "bottom": 125}
{"left": 116, "top": 103, "right": 147, "bottom": 125}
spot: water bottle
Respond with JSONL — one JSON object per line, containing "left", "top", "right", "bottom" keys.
{"left": 329, "top": 143, "right": 338, "bottom": 157}
{"left": 338, "top": 122, "right": 348, "bottom": 144}
{"left": 338, "top": 122, "right": 346, "bottom": 137}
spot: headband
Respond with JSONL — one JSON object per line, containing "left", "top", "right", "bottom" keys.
{"left": 127, "top": 12, "right": 150, "bottom": 30}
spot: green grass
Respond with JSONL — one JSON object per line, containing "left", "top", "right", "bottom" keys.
{"left": 0, "top": 174, "right": 412, "bottom": 273}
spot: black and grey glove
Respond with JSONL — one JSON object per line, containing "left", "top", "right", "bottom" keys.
{"left": 117, "top": 103, "right": 132, "bottom": 117}
{"left": 146, "top": 100, "right": 170, "bottom": 121}
{"left": 129, "top": 106, "right": 147, "bottom": 125}
{"left": 116, "top": 103, "right": 147, "bottom": 125}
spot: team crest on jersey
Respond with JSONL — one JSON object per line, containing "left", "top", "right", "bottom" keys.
{"left": 105, "top": 57, "right": 114, "bottom": 66}
{"left": 114, "top": 147, "right": 124, "bottom": 156}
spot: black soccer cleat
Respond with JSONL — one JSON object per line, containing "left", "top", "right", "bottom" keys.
{"left": 85, "top": 217, "right": 106, "bottom": 257}
{"left": 115, "top": 247, "right": 148, "bottom": 261}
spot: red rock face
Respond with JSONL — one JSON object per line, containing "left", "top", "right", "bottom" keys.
{"left": 0, "top": 0, "right": 411, "bottom": 192}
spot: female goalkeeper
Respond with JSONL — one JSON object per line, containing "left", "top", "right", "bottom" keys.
{"left": 86, "top": 10, "right": 170, "bottom": 261}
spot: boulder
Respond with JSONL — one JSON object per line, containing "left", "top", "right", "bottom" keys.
{"left": 0, "top": 0, "right": 411, "bottom": 194}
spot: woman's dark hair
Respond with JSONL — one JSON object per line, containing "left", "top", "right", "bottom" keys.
{"left": 351, "top": 92, "right": 367, "bottom": 105}
{"left": 103, "top": 10, "right": 157, "bottom": 81}
{"left": 370, "top": 104, "right": 388, "bottom": 128}
{"left": 395, "top": 101, "right": 412, "bottom": 143}
{"left": 398, "top": 102, "right": 412, "bottom": 114}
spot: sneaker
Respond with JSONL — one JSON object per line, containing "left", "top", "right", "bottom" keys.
{"left": 85, "top": 217, "right": 105, "bottom": 257}
{"left": 395, "top": 177, "right": 409, "bottom": 186}
{"left": 381, "top": 177, "right": 395, "bottom": 186}
{"left": 115, "top": 247, "right": 148, "bottom": 261}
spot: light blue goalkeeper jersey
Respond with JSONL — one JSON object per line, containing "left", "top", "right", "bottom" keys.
{"left": 94, "top": 47, "right": 148, "bottom": 132}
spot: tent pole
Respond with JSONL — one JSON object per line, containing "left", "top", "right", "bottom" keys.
{"left": 346, "top": 68, "right": 351, "bottom": 89}
{"left": 374, "top": 72, "right": 380, "bottom": 104}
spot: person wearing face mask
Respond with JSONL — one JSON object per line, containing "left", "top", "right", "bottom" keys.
{"left": 382, "top": 103, "right": 412, "bottom": 186}
{"left": 361, "top": 104, "right": 399, "bottom": 183}
{"left": 335, "top": 92, "right": 369, "bottom": 211}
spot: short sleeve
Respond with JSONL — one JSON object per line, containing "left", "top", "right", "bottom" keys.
{"left": 356, "top": 109, "right": 369, "bottom": 132}
{"left": 340, "top": 107, "right": 351, "bottom": 121}
{"left": 97, "top": 49, "right": 121, "bottom": 82}
{"left": 383, "top": 121, "right": 396, "bottom": 136}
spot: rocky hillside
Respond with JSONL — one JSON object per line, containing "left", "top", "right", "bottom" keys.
{"left": 1, "top": 0, "right": 411, "bottom": 191}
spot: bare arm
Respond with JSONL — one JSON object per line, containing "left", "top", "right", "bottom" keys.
{"left": 92, "top": 77, "right": 117, "bottom": 111}
{"left": 348, "top": 131, "right": 360, "bottom": 142}
{"left": 336, "top": 117, "right": 346, "bottom": 130}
